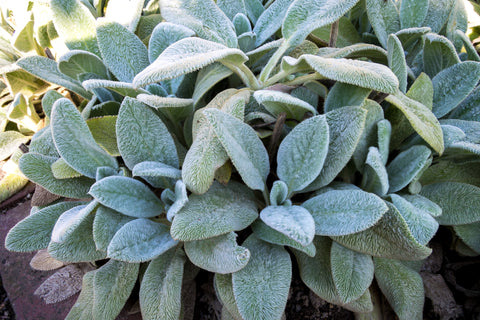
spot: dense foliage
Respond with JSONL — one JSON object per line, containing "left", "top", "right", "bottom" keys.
{"left": 3, "top": 0, "right": 480, "bottom": 319}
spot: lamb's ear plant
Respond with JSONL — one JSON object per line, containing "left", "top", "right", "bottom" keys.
{"left": 4, "top": 0, "right": 480, "bottom": 319}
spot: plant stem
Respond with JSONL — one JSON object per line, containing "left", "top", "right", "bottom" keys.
{"left": 262, "top": 187, "right": 271, "bottom": 207}
{"left": 263, "top": 69, "right": 293, "bottom": 88}
{"left": 258, "top": 41, "right": 290, "bottom": 83}
{"left": 329, "top": 20, "right": 339, "bottom": 48}
{"left": 283, "top": 73, "right": 325, "bottom": 86}
{"left": 223, "top": 61, "right": 261, "bottom": 90}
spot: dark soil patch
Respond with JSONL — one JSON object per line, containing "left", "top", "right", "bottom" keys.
{"left": 0, "top": 276, "right": 14, "bottom": 320}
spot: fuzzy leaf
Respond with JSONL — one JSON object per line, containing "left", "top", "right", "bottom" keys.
{"left": 353, "top": 100, "right": 384, "bottom": 170}
{"left": 65, "top": 271, "right": 95, "bottom": 319}
{"left": 182, "top": 89, "right": 248, "bottom": 194}
{"left": 159, "top": 0, "right": 238, "bottom": 48}
{"left": 387, "top": 34, "right": 407, "bottom": 93}
{"left": 204, "top": 108, "right": 269, "bottom": 191}
{"left": 136, "top": 94, "right": 193, "bottom": 122}
{"left": 105, "top": 0, "right": 144, "bottom": 32}
{"left": 310, "top": 17, "right": 362, "bottom": 48}
{"left": 92, "top": 260, "right": 139, "bottom": 320}
{"left": 192, "top": 63, "right": 233, "bottom": 104}
{"left": 295, "top": 237, "right": 373, "bottom": 312}
{"left": 92, "top": 206, "right": 135, "bottom": 252}
{"left": 132, "top": 161, "right": 181, "bottom": 188}
{"left": 362, "top": 147, "right": 389, "bottom": 196}
{"left": 148, "top": 22, "right": 195, "bottom": 62}
{"left": 420, "top": 182, "right": 480, "bottom": 225}
{"left": 251, "top": 220, "right": 316, "bottom": 257}
{"left": 96, "top": 20, "right": 150, "bottom": 82}
{"left": 51, "top": 158, "right": 82, "bottom": 179}
{"left": 283, "top": 55, "right": 398, "bottom": 94}
{"left": 253, "top": 90, "right": 317, "bottom": 121}
{"left": 277, "top": 115, "right": 328, "bottom": 192}
{"left": 0, "top": 131, "right": 30, "bottom": 161}
{"left": 253, "top": 0, "right": 294, "bottom": 47}
{"left": 331, "top": 242, "right": 374, "bottom": 304}
{"left": 423, "top": 33, "right": 460, "bottom": 78}
{"left": 133, "top": 38, "right": 247, "bottom": 88}
{"left": 399, "top": 0, "right": 428, "bottom": 28}
{"left": 116, "top": 97, "right": 178, "bottom": 170}
{"left": 170, "top": 182, "right": 257, "bottom": 241}
{"left": 34, "top": 264, "right": 85, "bottom": 303}
{"left": 432, "top": 62, "right": 480, "bottom": 118}
{"left": 51, "top": 98, "right": 118, "bottom": 178}
{"left": 270, "top": 180, "right": 289, "bottom": 206}
{"left": 58, "top": 50, "right": 109, "bottom": 80}
{"left": 303, "top": 189, "right": 387, "bottom": 236}
{"left": 282, "top": 0, "right": 360, "bottom": 47}
{"left": 324, "top": 82, "right": 371, "bottom": 113}
{"left": 42, "top": 90, "right": 65, "bottom": 120}
{"left": 19, "top": 153, "right": 94, "bottom": 198}
{"left": 374, "top": 257, "right": 424, "bottom": 320}
{"left": 332, "top": 202, "right": 432, "bottom": 260}
{"left": 260, "top": 206, "right": 315, "bottom": 247}
{"left": 82, "top": 79, "right": 149, "bottom": 97}
{"left": 140, "top": 248, "right": 185, "bottom": 320}
{"left": 48, "top": 204, "right": 107, "bottom": 263}
{"left": 454, "top": 222, "right": 480, "bottom": 254}
{"left": 365, "top": 0, "right": 400, "bottom": 48}
{"left": 385, "top": 91, "right": 444, "bottom": 154}
{"left": 214, "top": 274, "right": 244, "bottom": 320}
{"left": 108, "top": 218, "right": 178, "bottom": 262}
{"left": 420, "top": 159, "right": 480, "bottom": 187}
{"left": 50, "top": 0, "right": 100, "bottom": 56}
{"left": 17, "top": 56, "right": 92, "bottom": 99}
{"left": 5, "top": 202, "right": 85, "bottom": 252}
{"left": 304, "top": 106, "right": 367, "bottom": 191}
{"left": 184, "top": 232, "right": 250, "bottom": 274}
{"left": 89, "top": 176, "right": 164, "bottom": 218}
{"left": 232, "top": 235, "right": 291, "bottom": 320}
{"left": 387, "top": 145, "right": 431, "bottom": 193}
{"left": 86, "top": 115, "right": 119, "bottom": 156}
{"left": 400, "top": 194, "right": 442, "bottom": 218}
{"left": 388, "top": 194, "right": 439, "bottom": 245}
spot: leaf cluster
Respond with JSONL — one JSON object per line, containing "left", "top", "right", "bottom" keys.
{"left": 4, "top": 0, "right": 480, "bottom": 319}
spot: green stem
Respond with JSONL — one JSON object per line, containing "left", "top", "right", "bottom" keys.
{"left": 283, "top": 73, "right": 325, "bottom": 86}
{"left": 223, "top": 61, "right": 261, "bottom": 90}
{"left": 258, "top": 41, "right": 290, "bottom": 83}
{"left": 262, "top": 187, "right": 271, "bottom": 207}
{"left": 262, "top": 69, "right": 293, "bottom": 88}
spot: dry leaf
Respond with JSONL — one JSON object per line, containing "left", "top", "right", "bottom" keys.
{"left": 30, "top": 249, "right": 65, "bottom": 271}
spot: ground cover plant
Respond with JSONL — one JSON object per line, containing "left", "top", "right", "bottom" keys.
{"left": 3, "top": 0, "right": 480, "bottom": 319}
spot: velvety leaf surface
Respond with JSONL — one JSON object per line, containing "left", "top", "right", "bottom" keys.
{"left": 17, "top": 56, "right": 92, "bottom": 99}
{"left": 253, "top": 0, "right": 293, "bottom": 46}
{"left": 192, "top": 63, "right": 233, "bottom": 104}
{"left": 92, "top": 206, "right": 135, "bottom": 252}
{"left": 389, "top": 194, "right": 439, "bottom": 245}
{"left": 303, "top": 189, "right": 387, "bottom": 236}
{"left": 454, "top": 222, "right": 480, "bottom": 254}
{"left": 82, "top": 79, "right": 149, "bottom": 97}
{"left": 148, "top": 22, "right": 195, "bottom": 63}
{"left": 19, "top": 153, "right": 94, "bottom": 198}
{"left": 304, "top": 106, "right": 367, "bottom": 191}
{"left": 184, "top": 232, "right": 250, "bottom": 274}
{"left": 58, "top": 50, "right": 109, "bottom": 80}
{"left": 51, "top": 158, "right": 82, "bottom": 179}
{"left": 108, "top": 218, "right": 178, "bottom": 262}
{"left": 140, "top": 248, "right": 185, "bottom": 320}
{"left": 374, "top": 257, "right": 424, "bottom": 320}
{"left": 0, "top": 131, "right": 30, "bottom": 161}
{"left": 423, "top": 33, "right": 460, "bottom": 78}
{"left": 365, "top": 0, "right": 400, "bottom": 48}
{"left": 387, "top": 34, "right": 407, "bottom": 93}
{"left": 251, "top": 220, "right": 316, "bottom": 257}
{"left": 65, "top": 271, "right": 95, "bottom": 319}
{"left": 401, "top": 194, "right": 442, "bottom": 217}
{"left": 420, "top": 182, "right": 480, "bottom": 225}
{"left": 51, "top": 98, "right": 118, "bottom": 178}
{"left": 50, "top": 0, "right": 100, "bottom": 56}
{"left": 283, "top": 55, "right": 399, "bottom": 94}
{"left": 399, "top": 0, "right": 428, "bottom": 28}
{"left": 385, "top": 91, "right": 444, "bottom": 154}
{"left": 86, "top": 116, "right": 120, "bottom": 156}
{"left": 133, "top": 38, "right": 247, "bottom": 88}
{"left": 362, "top": 147, "right": 389, "bottom": 196}
{"left": 92, "top": 260, "right": 139, "bottom": 320}
{"left": 182, "top": 89, "right": 248, "bottom": 194}
{"left": 204, "top": 108, "right": 269, "bottom": 191}
{"left": 331, "top": 242, "right": 374, "bottom": 304}
{"left": 432, "top": 62, "right": 480, "bottom": 118}
{"left": 260, "top": 205, "right": 315, "bottom": 246}
{"left": 116, "top": 97, "right": 178, "bottom": 170}
{"left": 5, "top": 202, "right": 86, "bottom": 252}
{"left": 232, "top": 235, "right": 291, "bottom": 320}
{"left": 253, "top": 90, "right": 317, "bottom": 121}
{"left": 159, "top": 0, "right": 238, "bottom": 48}
{"left": 96, "top": 20, "right": 150, "bottom": 82}
{"left": 214, "top": 274, "right": 244, "bottom": 320}
{"left": 171, "top": 182, "right": 257, "bottom": 241}
{"left": 89, "top": 176, "right": 165, "bottom": 218}
{"left": 104, "top": 0, "right": 144, "bottom": 32}
{"left": 387, "top": 145, "right": 432, "bottom": 193}
{"left": 277, "top": 115, "right": 328, "bottom": 192}
{"left": 282, "top": 0, "right": 360, "bottom": 47}
{"left": 332, "top": 202, "right": 432, "bottom": 260}
{"left": 324, "top": 82, "right": 371, "bottom": 113}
